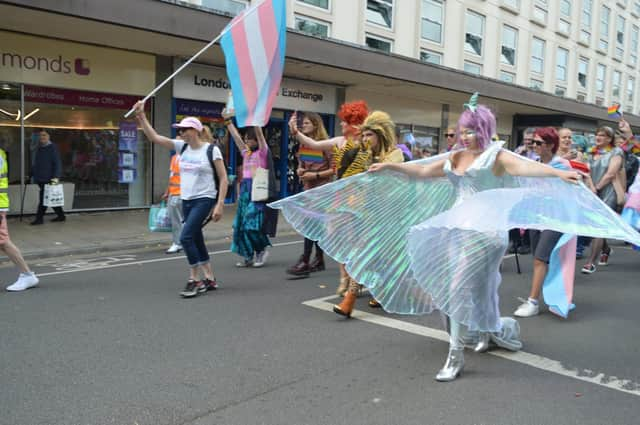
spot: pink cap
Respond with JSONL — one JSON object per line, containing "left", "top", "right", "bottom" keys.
{"left": 171, "top": 117, "right": 203, "bottom": 132}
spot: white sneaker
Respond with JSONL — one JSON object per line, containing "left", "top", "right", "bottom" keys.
{"left": 513, "top": 298, "right": 539, "bottom": 317}
{"left": 253, "top": 250, "right": 269, "bottom": 268}
{"left": 166, "top": 244, "right": 182, "bottom": 254}
{"left": 6, "top": 273, "right": 39, "bottom": 292}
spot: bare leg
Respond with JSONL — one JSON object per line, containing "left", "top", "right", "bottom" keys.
{"left": 528, "top": 258, "right": 548, "bottom": 300}
{"left": 0, "top": 241, "right": 31, "bottom": 273}
{"left": 587, "top": 238, "right": 604, "bottom": 266}
{"left": 200, "top": 262, "right": 214, "bottom": 280}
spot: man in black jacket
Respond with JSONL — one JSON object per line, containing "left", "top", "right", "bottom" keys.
{"left": 31, "top": 130, "right": 65, "bottom": 225}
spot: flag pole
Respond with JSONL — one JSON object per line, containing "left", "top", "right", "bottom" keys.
{"left": 123, "top": 2, "right": 264, "bottom": 118}
{"left": 123, "top": 34, "right": 223, "bottom": 118}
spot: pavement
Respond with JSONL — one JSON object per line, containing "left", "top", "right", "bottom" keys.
{"left": 3, "top": 204, "right": 296, "bottom": 261}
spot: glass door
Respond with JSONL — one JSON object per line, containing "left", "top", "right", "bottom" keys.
{"left": 0, "top": 82, "right": 24, "bottom": 214}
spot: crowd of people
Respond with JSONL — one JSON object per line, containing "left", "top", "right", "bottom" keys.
{"left": 3, "top": 94, "right": 640, "bottom": 385}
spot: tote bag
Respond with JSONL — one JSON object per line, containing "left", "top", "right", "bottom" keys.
{"left": 43, "top": 184, "right": 64, "bottom": 208}
{"left": 251, "top": 167, "right": 270, "bottom": 202}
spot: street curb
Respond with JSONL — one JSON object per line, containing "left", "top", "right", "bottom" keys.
{"left": 3, "top": 229, "right": 300, "bottom": 262}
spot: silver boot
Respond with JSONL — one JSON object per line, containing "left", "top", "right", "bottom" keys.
{"left": 474, "top": 332, "right": 492, "bottom": 353}
{"left": 435, "top": 348, "right": 465, "bottom": 382}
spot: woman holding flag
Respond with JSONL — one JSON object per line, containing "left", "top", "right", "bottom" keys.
{"left": 133, "top": 101, "right": 228, "bottom": 298}
{"left": 286, "top": 112, "right": 334, "bottom": 277}
{"left": 224, "top": 114, "right": 272, "bottom": 268}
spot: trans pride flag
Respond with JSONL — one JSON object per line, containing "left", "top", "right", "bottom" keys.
{"left": 220, "top": 0, "right": 286, "bottom": 128}
{"left": 543, "top": 234, "right": 577, "bottom": 319}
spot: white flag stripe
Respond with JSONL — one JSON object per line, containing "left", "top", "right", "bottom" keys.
{"left": 244, "top": 10, "right": 269, "bottom": 106}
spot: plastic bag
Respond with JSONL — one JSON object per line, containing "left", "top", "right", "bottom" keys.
{"left": 148, "top": 201, "right": 172, "bottom": 232}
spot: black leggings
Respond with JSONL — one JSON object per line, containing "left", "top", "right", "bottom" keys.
{"left": 303, "top": 238, "right": 322, "bottom": 259}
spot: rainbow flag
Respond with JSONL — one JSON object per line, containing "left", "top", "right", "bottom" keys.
{"left": 543, "top": 234, "right": 577, "bottom": 319}
{"left": 220, "top": 0, "right": 286, "bottom": 127}
{"left": 607, "top": 103, "right": 622, "bottom": 119}
{"left": 299, "top": 146, "right": 324, "bottom": 163}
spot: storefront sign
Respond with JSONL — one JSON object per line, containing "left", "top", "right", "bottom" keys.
{"left": 24, "top": 86, "right": 143, "bottom": 110}
{"left": 175, "top": 99, "right": 224, "bottom": 118}
{"left": 1, "top": 31, "right": 155, "bottom": 95}
{"left": 173, "top": 64, "right": 338, "bottom": 114}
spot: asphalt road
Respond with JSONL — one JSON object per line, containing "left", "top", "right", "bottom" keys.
{"left": 1, "top": 237, "right": 639, "bottom": 425}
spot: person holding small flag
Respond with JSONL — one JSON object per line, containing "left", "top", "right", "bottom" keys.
{"left": 286, "top": 112, "right": 334, "bottom": 277}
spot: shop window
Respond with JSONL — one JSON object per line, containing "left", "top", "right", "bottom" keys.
{"left": 295, "top": 15, "right": 330, "bottom": 37}
{"left": 465, "top": 10, "right": 484, "bottom": 56}
{"left": 420, "top": 50, "right": 442, "bottom": 65}
{"left": 0, "top": 85, "right": 152, "bottom": 210}
{"left": 365, "top": 34, "right": 392, "bottom": 53}
{"left": 366, "top": 0, "right": 393, "bottom": 29}
{"left": 297, "top": 0, "right": 329, "bottom": 9}
{"left": 421, "top": 0, "right": 443, "bottom": 44}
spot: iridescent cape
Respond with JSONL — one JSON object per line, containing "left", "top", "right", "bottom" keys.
{"left": 269, "top": 142, "right": 640, "bottom": 331}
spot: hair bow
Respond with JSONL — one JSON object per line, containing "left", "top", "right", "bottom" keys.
{"left": 463, "top": 92, "right": 479, "bottom": 113}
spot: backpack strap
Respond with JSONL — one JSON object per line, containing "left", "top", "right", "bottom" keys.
{"left": 207, "top": 143, "right": 225, "bottom": 202}
{"left": 180, "top": 143, "right": 188, "bottom": 155}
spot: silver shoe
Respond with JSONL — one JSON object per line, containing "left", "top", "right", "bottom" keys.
{"left": 474, "top": 332, "right": 493, "bottom": 353}
{"left": 435, "top": 349, "right": 464, "bottom": 382}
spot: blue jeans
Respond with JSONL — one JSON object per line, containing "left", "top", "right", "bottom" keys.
{"left": 180, "top": 197, "right": 215, "bottom": 267}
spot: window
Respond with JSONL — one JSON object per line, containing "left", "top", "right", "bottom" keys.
{"left": 531, "top": 37, "right": 545, "bottom": 73}
{"left": 558, "top": 0, "right": 571, "bottom": 34}
{"left": 578, "top": 57, "right": 589, "bottom": 89}
{"left": 294, "top": 15, "right": 330, "bottom": 37}
{"left": 555, "top": 86, "right": 566, "bottom": 96}
{"left": 581, "top": 0, "right": 592, "bottom": 44}
{"left": 635, "top": 1, "right": 640, "bottom": 15}
{"left": 600, "top": 5, "right": 610, "bottom": 52}
{"left": 501, "top": 25, "right": 517, "bottom": 66}
{"left": 616, "top": 15, "right": 625, "bottom": 59}
{"left": 367, "top": 0, "right": 393, "bottom": 28}
{"left": 199, "top": 0, "right": 247, "bottom": 15}
{"left": 533, "top": 0, "right": 548, "bottom": 24}
{"left": 464, "top": 61, "right": 482, "bottom": 75}
{"left": 530, "top": 79, "right": 544, "bottom": 90}
{"left": 365, "top": 34, "right": 392, "bottom": 53}
{"left": 556, "top": 47, "right": 568, "bottom": 81}
{"left": 612, "top": 70, "right": 621, "bottom": 97}
{"left": 298, "top": 0, "right": 329, "bottom": 9}
{"left": 596, "top": 64, "right": 606, "bottom": 93}
{"left": 465, "top": 11, "right": 485, "bottom": 56}
{"left": 421, "top": 0, "right": 443, "bottom": 44}
{"left": 628, "top": 77, "right": 635, "bottom": 102}
{"left": 502, "top": 0, "right": 519, "bottom": 8}
{"left": 500, "top": 71, "right": 516, "bottom": 83}
{"left": 420, "top": 50, "right": 442, "bottom": 65}
{"left": 631, "top": 26, "right": 639, "bottom": 66}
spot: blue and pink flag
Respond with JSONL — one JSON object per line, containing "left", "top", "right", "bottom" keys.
{"left": 220, "top": 0, "right": 286, "bottom": 128}
{"left": 543, "top": 234, "right": 577, "bottom": 319}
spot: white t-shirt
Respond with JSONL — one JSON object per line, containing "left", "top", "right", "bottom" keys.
{"left": 173, "top": 140, "right": 223, "bottom": 200}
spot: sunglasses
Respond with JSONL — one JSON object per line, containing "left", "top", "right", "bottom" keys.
{"left": 532, "top": 139, "right": 548, "bottom": 146}
{"left": 445, "top": 133, "right": 456, "bottom": 137}
{"left": 177, "top": 128, "right": 194, "bottom": 135}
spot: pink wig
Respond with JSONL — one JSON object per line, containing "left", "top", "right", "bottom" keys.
{"left": 457, "top": 104, "right": 497, "bottom": 150}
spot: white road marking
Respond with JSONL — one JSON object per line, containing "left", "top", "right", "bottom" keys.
{"left": 303, "top": 295, "right": 640, "bottom": 398}
{"left": 33, "top": 241, "right": 303, "bottom": 277}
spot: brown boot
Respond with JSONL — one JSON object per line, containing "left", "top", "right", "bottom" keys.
{"left": 286, "top": 255, "right": 310, "bottom": 277}
{"left": 309, "top": 251, "right": 325, "bottom": 272}
{"left": 333, "top": 278, "right": 359, "bottom": 318}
